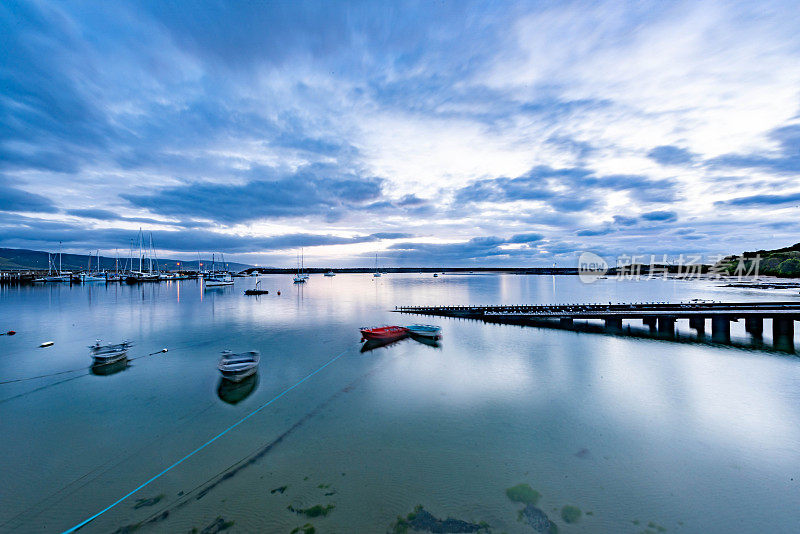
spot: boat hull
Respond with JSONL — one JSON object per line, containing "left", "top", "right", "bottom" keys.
{"left": 405, "top": 325, "right": 442, "bottom": 338}
{"left": 218, "top": 351, "right": 260, "bottom": 382}
{"left": 360, "top": 326, "right": 408, "bottom": 341}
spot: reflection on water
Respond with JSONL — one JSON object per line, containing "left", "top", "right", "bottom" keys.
{"left": 90, "top": 357, "right": 129, "bottom": 376}
{"left": 360, "top": 336, "right": 408, "bottom": 352}
{"left": 1, "top": 274, "right": 799, "bottom": 533}
{"left": 216, "top": 374, "right": 259, "bottom": 405}
{"left": 409, "top": 333, "right": 442, "bottom": 349}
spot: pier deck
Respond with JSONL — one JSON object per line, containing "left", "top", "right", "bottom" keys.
{"left": 395, "top": 301, "right": 800, "bottom": 351}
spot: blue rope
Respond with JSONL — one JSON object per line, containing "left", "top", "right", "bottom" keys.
{"left": 61, "top": 349, "right": 348, "bottom": 533}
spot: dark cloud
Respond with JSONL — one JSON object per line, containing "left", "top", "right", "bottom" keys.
{"left": 705, "top": 123, "right": 800, "bottom": 174}
{"left": 647, "top": 145, "right": 696, "bottom": 165}
{"left": 577, "top": 228, "right": 612, "bottom": 236}
{"left": 454, "top": 165, "right": 679, "bottom": 212}
{"left": 385, "top": 233, "right": 547, "bottom": 264}
{"left": 0, "top": 176, "right": 59, "bottom": 213}
{"left": 612, "top": 215, "right": 638, "bottom": 226}
{"left": 122, "top": 163, "right": 385, "bottom": 223}
{"left": 0, "top": 213, "right": 411, "bottom": 253}
{"left": 64, "top": 208, "right": 209, "bottom": 227}
{"left": 640, "top": 210, "right": 678, "bottom": 222}
{"left": 714, "top": 192, "right": 800, "bottom": 207}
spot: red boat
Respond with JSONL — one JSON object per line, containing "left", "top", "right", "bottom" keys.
{"left": 360, "top": 325, "right": 408, "bottom": 341}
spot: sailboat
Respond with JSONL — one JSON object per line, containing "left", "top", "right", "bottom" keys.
{"left": 80, "top": 250, "right": 106, "bottom": 282}
{"left": 293, "top": 249, "right": 307, "bottom": 283}
{"left": 34, "top": 243, "right": 71, "bottom": 282}
{"left": 126, "top": 230, "right": 159, "bottom": 282}
{"left": 106, "top": 249, "right": 123, "bottom": 282}
{"left": 373, "top": 254, "right": 382, "bottom": 277}
{"left": 205, "top": 253, "right": 234, "bottom": 287}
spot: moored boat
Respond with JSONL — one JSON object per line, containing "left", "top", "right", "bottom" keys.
{"left": 205, "top": 273, "right": 234, "bottom": 287}
{"left": 205, "top": 253, "right": 234, "bottom": 287}
{"left": 324, "top": 271, "right": 336, "bottom": 277}
{"left": 218, "top": 350, "right": 260, "bottom": 382}
{"left": 89, "top": 339, "right": 132, "bottom": 365}
{"left": 405, "top": 324, "right": 442, "bottom": 339}
{"left": 244, "top": 280, "right": 269, "bottom": 295}
{"left": 360, "top": 325, "right": 408, "bottom": 341}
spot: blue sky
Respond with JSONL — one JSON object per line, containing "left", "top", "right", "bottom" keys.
{"left": 1, "top": 0, "right": 799, "bottom": 266}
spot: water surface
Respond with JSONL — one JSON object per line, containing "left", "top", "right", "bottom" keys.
{"left": 1, "top": 274, "right": 798, "bottom": 533}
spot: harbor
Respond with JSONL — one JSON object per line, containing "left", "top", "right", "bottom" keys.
{"left": 2, "top": 273, "right": 800, "bottom": 533}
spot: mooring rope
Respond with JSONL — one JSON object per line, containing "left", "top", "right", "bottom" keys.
{"left": 0, "top": 349, "right": 167, "bottom": 385}
{"left": 61, "top": 348, "right": 348, "bottom": 533}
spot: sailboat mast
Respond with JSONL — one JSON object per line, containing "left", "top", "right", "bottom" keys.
{"left": 138, "top": 229, "right": 143, "bottom": 272}
{"left": 59, "top": 242, "right": 62, "bottom": 275}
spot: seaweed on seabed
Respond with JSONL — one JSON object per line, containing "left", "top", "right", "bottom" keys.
{"left": 519, "top": 504, "right": 558, "bottom": 534}
{"left": 287, "top": 504, "right": 335, "bottom": 518}
{"left": 196, "top": 516, "right": 235, "bottom": 534}
{"left": 505, "top": 483, "right": 541, "bottom": 505}
{"left": 560, "top": 505, "right": 581, "bottom": 524}
{"left": 290, "top": 524, "right": 316, "bottom": 534}
{"left": 133, "top": 494, "right": 165, "bottom": 509}
{"left": 390, "top": 505, "right": 490, "bottom": 534}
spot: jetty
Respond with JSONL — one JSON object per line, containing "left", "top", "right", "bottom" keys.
{"left": 395, "top": 301, "right": 800, "bottom": 351}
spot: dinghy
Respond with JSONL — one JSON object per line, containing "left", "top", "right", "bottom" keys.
{"left": 218, "top": 350, "right": 260, "bottom": 382}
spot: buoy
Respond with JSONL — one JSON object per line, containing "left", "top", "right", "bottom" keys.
{"left": 39, "top": 341, "right": 54, "bottom": 348}
{"left": 277, "top": 291, "right": 281, "bottom": 295}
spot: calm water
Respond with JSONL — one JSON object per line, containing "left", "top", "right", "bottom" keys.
{"left": 1, "top": 274, "right": 799, "bottom": 533}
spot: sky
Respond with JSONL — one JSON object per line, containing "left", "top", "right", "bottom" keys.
{"left": 1, "top": 0, "right": 799, "bottom": 267}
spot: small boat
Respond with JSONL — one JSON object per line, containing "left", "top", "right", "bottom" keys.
{"left": 324, "top": 271, "right": 336, "bottom": 277}
{"left": 405, "top": 324, "right": 442, "bottom": 339}
{"left": 244, "top": 281, "right": 269, "bottom": 295}
{"left": 433, "top": 273, "right": 438, "bottom": 277}
{"left": 218, "top": 350, "right": 260, "bottom": 382}
{"left": 244, "top": 288, "right": 269, "bottom": 295}
{"left": 205, "top": 253, "right": 234, "bottom": 287}
{"left": 205, "top": 273, "right": 234, "bottom": 287}
{"left": 90, "top": 339, "right": 132, "bottom": 365}
{"left": 373, "top": 254, "right": 381, "bottom": 277}
{"left": 360, "top": 325, "right": 408, "bottom": 341}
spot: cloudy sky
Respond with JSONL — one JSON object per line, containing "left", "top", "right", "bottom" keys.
{"left": 2, "top": 0, "right": 799, "bottom": 266}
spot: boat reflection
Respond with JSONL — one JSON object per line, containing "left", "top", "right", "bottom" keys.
{"left": 90, "top": 357, "right": 129, "bottom": 376}
{"left": 217, "top": 373, "right": 259, "bottom": 405}
{"left": 409, "top": 334, "right": 441, "bottom": 348}
{"left": 360, "top": 337, "right": 408, "bottom": 353}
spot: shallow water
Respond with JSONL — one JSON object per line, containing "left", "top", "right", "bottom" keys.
{"left": 0, "top": 274, "right": 799, "bottom": 533}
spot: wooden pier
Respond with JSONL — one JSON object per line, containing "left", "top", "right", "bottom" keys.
{"left": 395, "top": 301, "right": 800, "bottom": 351}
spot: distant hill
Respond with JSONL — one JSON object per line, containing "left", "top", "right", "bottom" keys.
{"left": 0, "top": 248, "right": 252, "bottom": 272}
{"left": 718, "top": 242, "right": 800, "bottom": 277}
